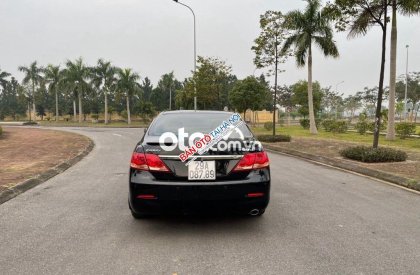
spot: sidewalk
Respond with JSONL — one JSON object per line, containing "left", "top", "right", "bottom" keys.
{"left": 263, "top": 137, "right": 420, "bottom": 192}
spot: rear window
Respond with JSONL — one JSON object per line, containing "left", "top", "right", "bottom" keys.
{"left": 148, "top": 112, "right": 253, "bottom": 138}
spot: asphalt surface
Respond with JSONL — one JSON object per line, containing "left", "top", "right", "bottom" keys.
{"left": 0, "top": 127, "right": 419, "bottom": 275}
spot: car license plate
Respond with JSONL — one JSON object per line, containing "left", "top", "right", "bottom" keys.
{"left": 188, "top": 161, "right": 216, "bottom": 180}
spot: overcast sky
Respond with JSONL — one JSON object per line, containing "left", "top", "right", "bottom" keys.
{"left": 1, "top": 0, "right": 419, "bottom": 96}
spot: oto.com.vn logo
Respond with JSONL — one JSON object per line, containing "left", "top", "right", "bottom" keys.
{"left": 157, "top": 113, "right": 262, "bottom": 163}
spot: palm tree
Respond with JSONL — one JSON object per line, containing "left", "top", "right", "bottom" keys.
{"left": 341, "top": 0, "right": 388, "bottom": 148}
{"left": 386, "top": 0, "right": 420, "bottom": 140}
{"left": 44, "top": 65, "right": 62, "bottom": 121}
{"left": 62, "top": 58, "right": 90, "bottom": 123}
{"left": 18, "top": 61, "right": 44, "bottom": 120}
{"left": 0, "top": 69, "right": 11, "bottom": 90}
{"left": 116, "top": 68, "right": 140, "bottom": 124}
{"left": 91, "top": 59, "right": 116, "bottom": 124}
{"left": 281, "top": 0, "right": 339, "bottom": 134}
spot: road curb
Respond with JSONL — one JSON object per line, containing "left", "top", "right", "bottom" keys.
{"left": 263, "top": 143, "right": 420, "bottom": 192}
{"left": 0, "top": 138, "right": 95, "bottom": 205}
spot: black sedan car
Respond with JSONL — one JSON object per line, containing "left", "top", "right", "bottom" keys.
{"left": 128, "top": 111, "right": 270, "bottom": 218}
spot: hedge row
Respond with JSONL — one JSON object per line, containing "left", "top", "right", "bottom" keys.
{"left": 257, "top": 134, "right": 291, "bottom": 143}
{"left": 340, "top": 146, "right": 407, "bottom": 163}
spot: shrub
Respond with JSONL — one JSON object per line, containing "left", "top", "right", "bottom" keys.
{"left": 355, "top": 120, "right": 369, "bottom": 135}
{"left": 367, "top": 122, "right": 386, "bottom": 132}
{"left": 332, "top": 121, "right": 348, "bottom": 133}
{"left": 91, "top": 114, "right": 99, "bottom": 120}
{"left": 340, "top": 146, "right": 407, "bottom": 163}
{"left": 257, "top": 134, "right": 291, "bottom": 143}
{"left": 395, "top": 123, "right": 416, "bottom": 139}
{"left": 322, "top": 120, "right": 348, "bottom": 133}
{"left": 299, "top": 118, "right": 310, "bottom": 129}
{"left": 299, "top": 118, "right": 321, "bottom": 129}
{"left": 321, "top": 119, "right": 334, "bottom": 132}
{"left": 0, "top": 126, "right": 2, "bottom": 136}
{"left": 355, "top": 113, "right": 386, "bottom": 135}
{"left": 264, "top": 121, "right": 274, "bottom": 131}
{"left": 120, "top": 110, "right": 128, "bottom": 120}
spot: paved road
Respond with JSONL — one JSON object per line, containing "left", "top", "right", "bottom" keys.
{"left": 1, "top": 128, "right": 419, "bottom": 275}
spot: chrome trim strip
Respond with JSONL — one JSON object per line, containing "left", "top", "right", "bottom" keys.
{"left": 159, "top": 155, "right": 243, "bottom": 160}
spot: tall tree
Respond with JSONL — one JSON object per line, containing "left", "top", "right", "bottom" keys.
{"left": 344, "top": 95, "right": 362, "bottom": 121}
{"left": 282, "top": 0, "right": 339, "bottom": 134}
{"left": 291, "top": 80, "right": 323, "bottom": 119}
{"left": 331, "top": 0, "right": 389, "bottom": 148}
{"left": 141, "top": 77, "right": 154, "bottom": 102}
{"left": 0, "top": 77, "right": 27, "bottom": 120}
{"left": 116, "top": 68, "right": 140, "bottom": 124}
{"left": 0, "top": 69, "right": 11, "bottom": 91}
{"left": 44, "top": 65, "right": 62, "bottom": 121}
{"left": 18, "top": 61, "right": 44, "bottom": 121}
{"left": 91, "top": 59, "right": 116, "bottom": 124}
{"left": 62, "top": 58, "right": 91, "bottom": 123}
{"left": 396, "top": 72, "right": 420, "bottom": 122}
{"left": 151, "top": 72, "right": 182, "bottom": 111}
{"left": 179, "top": 57, "right": 234, "bottom": 110}
{"left": 387, "top": 0, "right": 420, "bottom": 139}
{"left": 229, "top": 76, "right": 269, "bottom": 118}
{"left": 252, "top": 11, "right": 290, "bottom": 136}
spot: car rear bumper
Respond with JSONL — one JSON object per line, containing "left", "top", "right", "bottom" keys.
{"left": 129, "top": 181, "right": 270, "bottom": 215}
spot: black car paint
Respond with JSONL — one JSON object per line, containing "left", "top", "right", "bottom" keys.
{"left": 128, "top": 111, "right": 271, "bottom": 216}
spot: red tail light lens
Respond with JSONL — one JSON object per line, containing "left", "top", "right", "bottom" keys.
{"left": 233, "top": 152, "right": 269, "bottom": 171}
{"left": 253, "top": 151, "right": 270, "bottom": 169}
{"left": 144, "top": 154, "right": 170, "bottom": 172}
{"left": 130, "top": 152, "right": 170, "bottom": 172}
{"left": 130, "top": 152, "right": 148, "bottom": 170}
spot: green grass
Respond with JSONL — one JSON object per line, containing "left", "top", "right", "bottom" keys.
{"left": 251, "top": 125, "right": 420, "bottom": 150}
{"left": 38, "top": 120, "right": 148, "bottom": 128}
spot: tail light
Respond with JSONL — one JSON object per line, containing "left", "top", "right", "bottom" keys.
{"left": 130, "top": 152, "right": 170, "bottom": 172}
{"left": 233, "top": 151, "right": 269, "bottom": 171}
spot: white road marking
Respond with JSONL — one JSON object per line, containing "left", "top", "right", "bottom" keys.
{"left": 112, "top": 133, "right": 122, "bottom": 137}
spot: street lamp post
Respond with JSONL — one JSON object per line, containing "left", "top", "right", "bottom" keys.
{"left": 173, "top": 0, "right": 197, "bottom": 111}
{"left": 404, "top": 45, "right": 409, "bottom": 121}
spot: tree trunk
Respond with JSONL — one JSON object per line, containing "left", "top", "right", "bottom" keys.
{"left": 308, "top": 45, "right": 318, "bottom": 134}
{"left": 32, "top": 82, "right": 36, "bottom": 121}
{"left": 55, "top": 88, "right": 59, "bottom": 122}
{"left": 169, "top": 86, "right": 172, "bottom": 110}
{"left": 386, "top": 0, "right": 397, "bottom": 140}
{"left": 28, "top": 102, "right": 31, "bottom": 122}
{"left": 104, "top": 88, "right": 108, "bottom": 124}
{"left": 126, "top": 94, "right": 131, "bottom": 125}
{"left": 73, "top": 99, "right": 77, "bottom": 121}
{"left": 273, "top": 39, "right": 278, "bottom": 136}
{"left": 373, "top": 2, "right": 388, "bottom": 149}
{"left": 78, "top": 91, "right": 83, "bottom": 123}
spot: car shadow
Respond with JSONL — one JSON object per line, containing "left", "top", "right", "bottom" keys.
{"left": 130, "top": 212, "right": 267, "bottom": 237}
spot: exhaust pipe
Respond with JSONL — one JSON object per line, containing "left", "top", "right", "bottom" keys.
{"left": 249, "top": 209, "right": 260, "bottom": 216}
